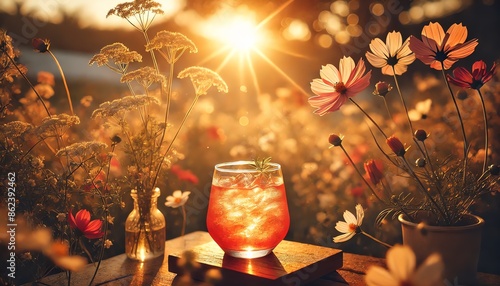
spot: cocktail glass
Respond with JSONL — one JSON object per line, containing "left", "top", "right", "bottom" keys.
{"left": 206, "top": 161, "right": 290, "bottom": 259}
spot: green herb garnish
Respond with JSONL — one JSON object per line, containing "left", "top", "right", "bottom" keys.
{"left": 251, "top": 157, "right": 272, "bottom": 172}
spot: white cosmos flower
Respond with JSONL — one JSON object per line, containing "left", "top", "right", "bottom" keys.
{"left": 333, "top": 204, "right": 364, "bottom": 243}
{"left": 408, "top": 99, "right": 432, "bottom": 121}
{"left": 165, "top": 190, "right": 191, "bottom": 208}
{"left": 366, "top": 31, "right": 415, "bottom": 75}
{"left": 365, "top": 245, "right": 444, "bottom": 286}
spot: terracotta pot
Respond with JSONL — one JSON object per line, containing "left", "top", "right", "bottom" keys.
{"left": 398, "top": 213, "right": 484, "bottom": 285}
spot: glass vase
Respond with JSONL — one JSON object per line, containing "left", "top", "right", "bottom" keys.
{"left": 125, "top": 187, "right": 166, "bottom": 261}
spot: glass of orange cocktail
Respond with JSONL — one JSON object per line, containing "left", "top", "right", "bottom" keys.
{"left": 206, "top": 161, "right": 290, "bottom": 259}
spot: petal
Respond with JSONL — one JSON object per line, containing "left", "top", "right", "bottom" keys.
{"left": 366, "top": 51, "right": 388, "bottom": 68}
{"left": 369, "top": 38, "right": 389, "bottom": 59}
{"left": 365, "top": 266, "right": 399, "bottom": 286}
{"left": 355, "top": 204, "right": 364, "bottom": 226}
{"left": 333, "top": 232, "right": 355, "bottom": 243}
{"left": 409, "top": 36, "right": 436, "bottom": 65}
{"left": 320, "top": 64, "right": 341, "bottom": 85}
{"left": 381, "top": 65, "right": 394, "bottom": 76}
{"left": 397, "top": 53, "right": 416, "bottom": 66}
{"left": 412, "top": 253, "right": 444, "bottom": 286}
{"left": 396, "top": 37, "right": 413, "bottom": 59}
{"left": 309, "top": 92, "right": 346, "bottom": 115}
{"left": 471, "top": 60, "right": 486, "bottom": 80}
{"left": 86, "top": 219, "right": 103, "bottom": 232}
{"left": 386, "top": 245, "right": 416, "bottom": 281}
{"left": 447, "top": 39, "right": 478, "bottom": 61}
{"left": 452, "top": 67, "right": 473, "bottom": 85}
{"left": 68, "top": 210, "right": 78, "bottom": 229}
{"left": 346, "top": 71, "right": 371, "bottom": 97}
{"left": 421, "top": 22, "right": 445, "bottom": 49}
{"left": 430, "top": 60, "right": 446, "bottom": 70}
{"left": 339, "top": 56, "right": 355, "bottom": 84}
{"left": 393, "top": 63, "right": 408, "bottom": 76}
{"left": 343, "top": 209, "right": 357, "bottom": 225}
{"left": 444, "top": 23, "right": 468, "bottom": 49}
{"left": 75, "top": 209, "right": 90, "bottom": 230}
{"left": 311, "top": 78, "right": 335, "bottom": 95}
{"left": 335, "top": 221, "right": 351, "bottom": 233}
{"left": 182, "top": 191, "right": 191, "bottom": 198}
{"left": 345, "top": 58, "right": 367, "bottom": 87}
{"left": 482, "top": 62, "right": 497, "bottom": 84}
{"left": 386, "top": 31, "right": 402, "bottom": 57}
{"left": 172, "top": 190, "right": 182, "bottom": 198}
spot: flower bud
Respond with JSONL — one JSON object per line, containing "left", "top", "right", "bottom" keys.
{"left": 414, "top": 129, "right": 428, "bottom": 141}
{"left": 373, "top": 81, "right": 393, "bottom": 97}
{"left": 364, "top": 160, "right": 384, "bottom": 185}
{"left": 111, "top": 135, "right": 122, "bottom": 144}
{"left": 328, "top": 134, "right": 343, "bottom": 147}
{"left": 386, "top": 135, "right": 406, "bottom": 156}
{"left": 489, "top": 164, "right": 500, "bottom": 176}
{"left": 32, "top": 38, "right": 50, "bottom": 53}
{"left": 415, "top": 158, "right": 426, "bottom": 167}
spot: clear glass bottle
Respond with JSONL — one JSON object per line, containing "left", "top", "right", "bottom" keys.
{"left": 125, "top": 187, "right": 166, "bottom": 261}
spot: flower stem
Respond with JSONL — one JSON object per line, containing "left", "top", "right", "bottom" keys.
{"left": 440, "top": 63, "right": 468, "bottom": 158}
{"left": 152, "top": 94, "right": 201, "bottom": 187}
{"left": 392, "top": 67, "right": 414, "bottom": 134}
{"left": 339, "top": 144, "right": 384, "bottom": 203}
{"left": 349, "top": 98, "right": 388, "bottom": 139}
{"left": 48, "top": 50, "right": 74, "bottom": 115}
{"left": 360, "top": 230, "right": 392, "bottom": 248}
{"left": 476, "top": 89, "right": 489, "bottom": 173}
{"left": 181, "top": 205, "right": 187, "bottom": 237}
{"left": 4, "top": 51, "right": 51, "bottom": 117}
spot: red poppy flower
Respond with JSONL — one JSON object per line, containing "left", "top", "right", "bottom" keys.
{"left": 409, "top": 22, "right": 478, "bottom": 70}
{"left": 68, "top": 209, "right": 104, "bottom": 239}
{"left": 447, "top": 60, "right": 496, "bottom": 90}
{"left": 309, "top": 56, "right": 371, "bottom": 115}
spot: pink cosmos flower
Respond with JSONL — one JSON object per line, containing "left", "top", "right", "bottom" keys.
{"left": 409, "top": 22, "right": 478, "bottom": 70}
{"left": 447, "top": 60, "right": 497, "bottom": 90}
{"left": 309, "top": 57, "right": 371, "bottom": 115}
{"left": 68, "top": 209, "right": 104, "bottom": 239}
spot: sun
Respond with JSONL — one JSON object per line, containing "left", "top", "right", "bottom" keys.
{"left": 220, "top": 17, "right": 261, "bottom": 52}
{"left": 197, "top": 0, "right": 308, "bottom": 96}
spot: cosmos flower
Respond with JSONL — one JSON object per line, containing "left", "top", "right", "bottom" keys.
{"left": 365, "top": 245, "right": 444, "bottom": 286}
{"left": 366, "top": 31, "right": 415, "bottom": 75}
{"left": 409, "top": 22, "right": 478, "bottom": 70}
{"left": 68, "top": 209, "right": 104, "bottom": 239}
{"left": 309, "top": 57, "right": 371, "bottom": 115}
{"left": 165, "top": 190, "right": 191, "bottom": 208}
{"left": 408, "top": 99, "right": 432, "bottom": 121}
{"left": 447, "top": 60, "right": 497, "bottom": 90}
{"left": 333, "top": 204, "right": 364, "bottom": 243}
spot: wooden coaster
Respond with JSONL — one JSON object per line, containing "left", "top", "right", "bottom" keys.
{"left": 168, "top": 239, "right": 343, "bottom": 286}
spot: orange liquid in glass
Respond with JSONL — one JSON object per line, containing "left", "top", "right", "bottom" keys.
{"left": 206, "top": 182, "right": 290, "bottom": 253}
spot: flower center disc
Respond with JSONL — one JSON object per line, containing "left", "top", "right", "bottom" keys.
{"left": 334, "top": 82, "right": 347, "bottom": 94}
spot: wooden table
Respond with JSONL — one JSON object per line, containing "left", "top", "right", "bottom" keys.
{"left": 38, "top": 231, "right": 500, "bottom": 286}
